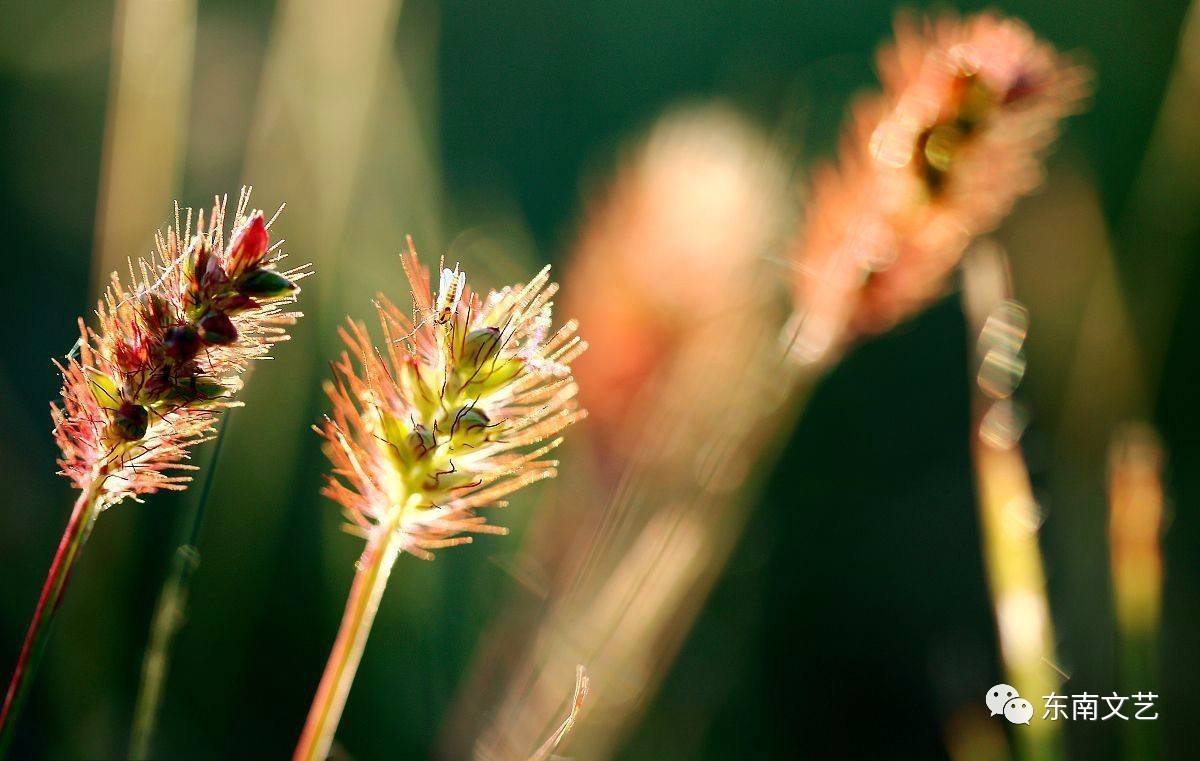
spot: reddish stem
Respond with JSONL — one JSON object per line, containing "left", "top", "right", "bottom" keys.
{"left": 0, "top": 478, "right": 104, "bottom": 756}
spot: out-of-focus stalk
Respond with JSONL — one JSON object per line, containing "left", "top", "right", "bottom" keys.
{"left": 1107, "top": 423, "right": 1165, "bottom": 761}
{"left": 92, "top": 0, "right": 197, "bottom": 290}
{"left": 0, "top": 475, "right": 106, "bottom": 757}
{"left": 129, "top": 418, "right": 232, "bottom": 759}
{"left": 450, "top": 107, "right": 799, "bottom": 761}
{"left": 1120, "top": 1, "right": 1200, "bottom": 384}
{"left": 963, "top": 244, "right": 1062, "bottom": 761}
{"left": 468, "top": 305, "right": 813, "bottom": 761}
{"left": 1108, "top": 424, "right": 1165, "bottom": 644}
{"left": 128, "top": 545, "right": 199, "bottom": 760}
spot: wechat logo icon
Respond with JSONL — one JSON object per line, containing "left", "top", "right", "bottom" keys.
{"left": 987, "top": 683, "right": 1032, "bottom": 725}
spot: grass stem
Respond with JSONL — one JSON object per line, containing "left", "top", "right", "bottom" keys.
{"left": 0, "top": 473, "right": 107, "bottom": 757}
{"left": 293, "top": 497, "right": 412, "bottom": 761}
{"left": 964, "top": 245, "right": 1062, "bottom": 761}
{"left": 128, "top": 418, "right": 232, "bottom": 759}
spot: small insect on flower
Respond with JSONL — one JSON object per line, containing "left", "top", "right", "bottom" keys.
{"left": 435, "top": 264, "right": 466, "bottom": 325}
{"left": 53, "top": 189, "right": 309, "bottom": 506}
{"left": 318, "top": 239, "right": 587, "bottom": 559}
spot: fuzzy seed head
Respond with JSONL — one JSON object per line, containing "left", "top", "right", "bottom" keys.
{"left": 790, "top": 12, "right": 1089, "bottom": 362}
{"left": 320, "top": 240, "right": 587, "bottom": 560}
{"left": 52, "top": 188, "right": 308, "bottom": 507}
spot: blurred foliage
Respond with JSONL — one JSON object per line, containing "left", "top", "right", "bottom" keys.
{"left": 0, "top": 0, "right": 1197, "bottom": 759}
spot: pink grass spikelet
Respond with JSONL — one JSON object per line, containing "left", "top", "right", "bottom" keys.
{"left": 1, "top": 188, "right": 307, "bottom": 753}
{"left": 790, "top": 12, "right": 1089, "bottom": 362}
{"left": 53, "top": 189, "right": 307, "bottom": 506}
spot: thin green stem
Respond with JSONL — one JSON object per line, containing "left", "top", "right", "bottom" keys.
{"left": 293, "top": 498, "right": 413, "bottom": 761}
{"left": 964, "top": 249, "right": 1062, "bottom": 761}
{"left": 0, "top": 473, "right": 107, "bottom": 758}
{"left": 1119, "top": 629, "right": 1159, "bottom": 761}
{"left": 128, "top": 418, "right": 231, "bottom": 759}
{"left": 127, "top": 545, "right": 201, "bottom": 760}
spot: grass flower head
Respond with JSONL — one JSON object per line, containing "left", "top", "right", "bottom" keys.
{"left": 791, "top": 12, "right": 1088, "bottom": 361}
{"left": 320, "top": 239, "right": 587, "bottom": 558}
{"left": 53, "top": 189, "right": 306, "bottom": 505}
{"left": 1, "top": 189, "right": 305, "bottom": 755}
{"left": 297, "top": 242, "right": 585, "bottom": 761}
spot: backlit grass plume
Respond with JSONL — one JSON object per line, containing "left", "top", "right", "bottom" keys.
{"left": 295, "top": 240, "right": 586, "bottom": 761}
{"left": 790, "top": 12, "right": 1089, "bottom": 362}
{"left": 0, "top": 189, "right": 306, "bottom": 754}
{"left": 444, "top": 109, "right": 791, "bottom": 761}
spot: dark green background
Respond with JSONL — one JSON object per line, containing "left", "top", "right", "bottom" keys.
{"left": 0, "top": 1, "right": 1196, "bottom": 759}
